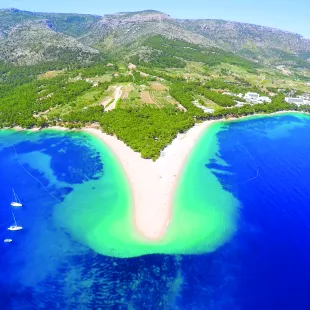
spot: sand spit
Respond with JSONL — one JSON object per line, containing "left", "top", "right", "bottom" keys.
{"left": 84, "top": 120, "right": 216, "bottom": 240}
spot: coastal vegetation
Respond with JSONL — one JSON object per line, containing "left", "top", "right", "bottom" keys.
{"left": 0, "top": 58, "right": 307, "bottom": 159}
{"left": 0, "top": 9, "right": 310, "bottom": 159}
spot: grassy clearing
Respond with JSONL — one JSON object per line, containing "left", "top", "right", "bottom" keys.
{"left": 215, "top": 62, "right": 310, "bottom": 92}
{"left": 39, "top": 70, "right": 64, "bottom": 79}
{"left": 149, "top": 90, "right": 169, "bottom": 107}
{"left": 197, "top": 95, "right": 221, "bottom": 110}
{"left": 113, "top": 81, "right": 187, "bottom": 110}
{"left": 129, "top": 89, "right": 140, "bottom": 100}
{"left": 121, "top": 84, "right": 135, "bottom": 99}
{"left": 116, "top": 84, "right": 145, "bottom": 108}
{"left": 150, "top": 82, "right": 167, "bottom": 91}
{"left": 117, "top": 99, "right": 146, "bottom": 109}
{"left": 35, "top": 59, "right": 309, "bottom": 123}
{"left": 186, "top": 61, "right": 205, "bottom": 74}
{"left": 41, "top": 84, "right": 109, "bottom": 119}
{"left": 92, "top": 75, "right": 112, "bottom": 83}
{"left": 165, "top": 95, "right": 180, "bottom": 105}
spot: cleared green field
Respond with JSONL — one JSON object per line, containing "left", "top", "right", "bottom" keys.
{"left": 117, "top": 98, "right": 145, "bottom": 108}
{"left": 150, "top": 90, "right": 180, "bottom": 109}
{"left": 197, "top": 95, "right": 221, "bottom": 110}
{"left": 37, "top": 59, "right": 309, "bottom": 122}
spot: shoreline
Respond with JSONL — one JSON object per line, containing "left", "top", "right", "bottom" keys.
{"left": 84, "top": 120, "right": 217, "bottom": 240}
{"left": 3, "top": 110, "right": 307, "bottom": 240}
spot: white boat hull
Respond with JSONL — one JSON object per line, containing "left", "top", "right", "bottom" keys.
{"left": 11, "top": 202, "right": 22, "bottom": 207}
{"left": 8, "top": 226, "right": 23, "bottom": 231}
{"left": 4, "top": 239, "right": 12, "bottom": 243}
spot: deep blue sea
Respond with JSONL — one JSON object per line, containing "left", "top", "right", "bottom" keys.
{"left": 1, "top": 114, "right": 310, "bottom": 309}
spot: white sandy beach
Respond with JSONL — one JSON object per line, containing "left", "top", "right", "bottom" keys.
{"left": 84, "top": 120, "right": 216, "bottom": 240}
{"left": 10, "top": 111, "right": 302, "bottom": 240}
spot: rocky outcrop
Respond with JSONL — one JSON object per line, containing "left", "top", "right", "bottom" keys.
{"left": 178, "top": 19, "right": 310, "bottom": 56}
{"left": 0, "top": 8, "right": 310, "bottom": 67}
{"left": 99, "top": 11, "right": 171, "bottom": 28}
{"left": 0, "top": 20, "right": 98, "bottom": 65}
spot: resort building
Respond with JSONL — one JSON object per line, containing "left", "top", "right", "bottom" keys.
{"left": 203, "top": 108, "right": 215, "bottom": 113}
{"left": 259, "top": 96, "right": 272, "bottom": 103}
{"left": 285, "top": 97, "right": 303, "bottom": 104}
{"left": 244, "top": 92, "right": 260, "bottom": 102}
{"left": 284, "top": 97, "right": 309, "bottom": 106}
{"left": 224, "top": 92, "right": 272, "bottom": 105}
{"left": 243, "top": 92, "right": 272, "bottom": 104}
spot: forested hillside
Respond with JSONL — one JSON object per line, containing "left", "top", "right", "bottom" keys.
{"left": 129, "top": 36, "right": 259, "bottom": 71}
{"left": 0, "top": 56, "right": 308, "bottom": 159}
{"left": 0, "top": 8, "right": 309, "bottom": 159}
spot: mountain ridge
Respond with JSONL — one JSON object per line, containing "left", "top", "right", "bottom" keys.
{"left": 0, "top": 8, "right": 309, "bottom": 67}
{"left": 1, "top": 7, "right": 308, "bottom": 39}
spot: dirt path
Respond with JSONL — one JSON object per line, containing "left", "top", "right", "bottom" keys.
{"left": 100, "top": 97, "right": 112, "bottom": 107}
{"left": 105, "top": 86, "right": 123, "bottom": 112}
{"left": 256, "top": 76, "right": 265, "bottom": 87}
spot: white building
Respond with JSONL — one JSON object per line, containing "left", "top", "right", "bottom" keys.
{"left": 242, "top": 92, "right": 272, "bottom": 105}
{"left": 202, "top": 91, "right": 273, "bottom": 109}
{"left": 300, "top": 94, "right": 310, "bottom": 100}
{"left": 260, "top": 96, "right": 272, "bottom": 103}
{"left": 223, "top": 92, "right": 270, "bottom": 104}
{"left": 235, "top": 102, "right": 246, "bottom": 107}
{"left": 285, "top": 97, "right": 304, "bottom": 105}
{"left": 244, "top": 92, "right": 260, "bottom": 103}
{"left": 203, "top": 108, "right": 215, "bottom": 113}
{"left": 245, "top": 92, "right": 260, "bottom": 99}
{"left": 285, "top": 97, "right": 310, "bottom": 106}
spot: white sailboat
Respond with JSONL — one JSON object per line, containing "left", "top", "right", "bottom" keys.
{"left": 8, "top": 212, "right": 23, "bottom": 231}
{"left": 11, "top": 188, "right": 23, "bottom": 207}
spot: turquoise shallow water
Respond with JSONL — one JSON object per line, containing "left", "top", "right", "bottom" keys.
{"left": 1, "top": 113, "right": 310, "bottom": 309}
{"left": 0, "top": 128, "right": 237, "bottom": 309}
{"left": 0, "top": 130, "right": 134, "bottom": 308}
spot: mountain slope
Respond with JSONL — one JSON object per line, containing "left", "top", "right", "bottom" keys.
{"left": 85, "top": 10, "right": 310, "bottom": 66}
{"left": 0, "top": 8, "right": 100, "bottom": 37}
{"left": 0, "top": 20, "right": 99, "bottom": 65}
{"left": 178, "top": 19, "right": 310, "bottom": 62}
{"left": 0, "top": 8, "right": 101, "bottom": 65}
{"left": 0, "top": 8, "right": 309, "bottom": 68}
{"left": 84, "top": 11, "right": 213, "bottom": 49}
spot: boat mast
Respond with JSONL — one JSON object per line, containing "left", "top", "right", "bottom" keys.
{"left": 12, "top": 212, "right": 17, "bottom": 226}
{"left": 12, "top": 188, "right": 17, "bottom": 201}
